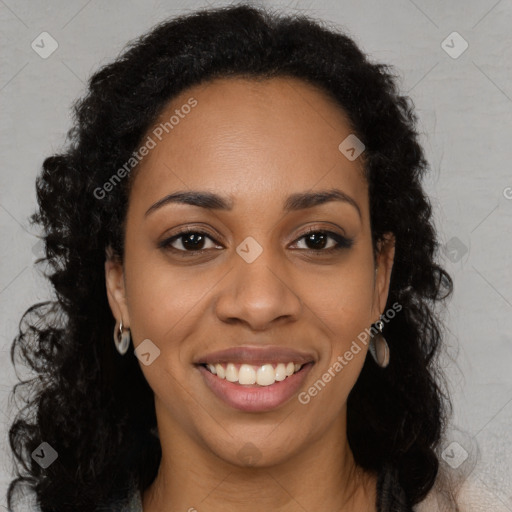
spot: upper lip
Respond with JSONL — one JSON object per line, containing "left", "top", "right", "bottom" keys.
{"left": 194, "top": 345, "right": 316, "bottom": 366}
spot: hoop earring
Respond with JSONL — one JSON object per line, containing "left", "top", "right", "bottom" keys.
{"left": 368, "top": 319, "right": 390, "bottom": 368}
{"left": 114, "top": 319, "right": 131, "bottom": 355}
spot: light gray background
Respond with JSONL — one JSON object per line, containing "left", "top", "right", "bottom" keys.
{"left": 1, "top": 0, "right": 511, "bottom": 510}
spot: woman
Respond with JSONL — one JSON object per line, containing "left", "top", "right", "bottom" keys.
{"left": 7, "top": 4, "right": 460, "bottom": 511}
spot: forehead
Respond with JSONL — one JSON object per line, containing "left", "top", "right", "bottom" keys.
{"left": 129, "top": 76, "right": 367, "bottom": 216}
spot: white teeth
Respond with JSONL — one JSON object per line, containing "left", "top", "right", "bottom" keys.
{"left": 225, "top": 363, "right": 238, "bottom": 382}
{"left": 274, "top": 363, "right": 287, "bottom": 381}
{"left": 238, "top": 364, "right": 256, "bottom": 385}
{"left": 207, "top": 361, "right": 305, "bottom": 386}
{"left": 216, "top": 364, "right": 226, "bottom": 379}
{"left": 256, "top": 364, "right": 275, "bottom": 386}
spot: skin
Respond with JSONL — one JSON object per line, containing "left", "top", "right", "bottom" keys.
{"left": 105, "top": 76, "right": 395, "bottom": 511}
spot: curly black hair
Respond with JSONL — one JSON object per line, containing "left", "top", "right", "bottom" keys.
{"left": 7, "top": 4, "right": 455, "bottom": 511}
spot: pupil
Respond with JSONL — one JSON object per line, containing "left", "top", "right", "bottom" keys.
{"left": 183, "top": 233, "right": 204, "bottom": 250}
{"left": 307, "top": 232, "right": 326, "bottom": 249}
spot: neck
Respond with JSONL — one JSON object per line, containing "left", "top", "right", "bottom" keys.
{"left": 142, "top": 401, "right": 377, "bottom": 511}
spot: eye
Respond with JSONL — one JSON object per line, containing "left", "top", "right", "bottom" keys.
{"left": 291, "top": 229, "right": 354, "bottom": 253}
{"left": 158, "top": 228, "right": 354, "bottom": 256}
{"left": 158, "top": 229, "right": 222, "bottom": 253}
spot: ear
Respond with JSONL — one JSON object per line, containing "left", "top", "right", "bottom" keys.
{"left": 372, "top": 232, "right": 396, "bottom": 321}
{"left": 104, "top": 245, "right": 130, "bottom": 327}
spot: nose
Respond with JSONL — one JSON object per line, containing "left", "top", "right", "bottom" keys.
{"left": 214, "top": 248, "right": 302, "bottom": 331}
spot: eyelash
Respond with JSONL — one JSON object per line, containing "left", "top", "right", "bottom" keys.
{"left": 158, "top": 227, "right": 354, "bottom": 256}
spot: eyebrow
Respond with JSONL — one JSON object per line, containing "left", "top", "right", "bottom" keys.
{"left": 144, "top": 188, "right": 362, "bottom": 219}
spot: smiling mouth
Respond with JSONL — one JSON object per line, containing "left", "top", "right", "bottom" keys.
{"left": 200, "top": 361, "right": 309, "bottom": 386}
{"left": 197, "top": 360, "right": 315, "bottom": 412}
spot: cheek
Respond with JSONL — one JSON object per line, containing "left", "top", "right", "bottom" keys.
{"left": 304, "top": 263, "right": 375, "bottom": 332}
{"left": 124, "top": 248, "right": 208, "bottom": 335}
{"left": 123, "top": 258, "right": 210, "bottom": 416}
{"left": 302, "top": 261, "right": 375, "bottom": 377}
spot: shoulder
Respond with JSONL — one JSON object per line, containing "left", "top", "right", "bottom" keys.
{"left": 121, "top": 489, "right": 143, "bottom": 512}
{"left": 414, "top": 475, "right": 509, "bottom": 512}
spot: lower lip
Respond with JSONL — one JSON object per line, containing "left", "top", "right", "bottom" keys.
{"left": 197, "top": 363, "right": 314, "bottom": 412}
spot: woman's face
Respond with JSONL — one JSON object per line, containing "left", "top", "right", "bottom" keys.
{"left": 106, "top": 76, "right": 394, "bottom": 468}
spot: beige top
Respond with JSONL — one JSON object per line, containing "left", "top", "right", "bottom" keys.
{"left": 124, "top": 475, "right": 507, "bottom": 511}
{"left": 415, "top": 476, "right": 509, "bottom": 512}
